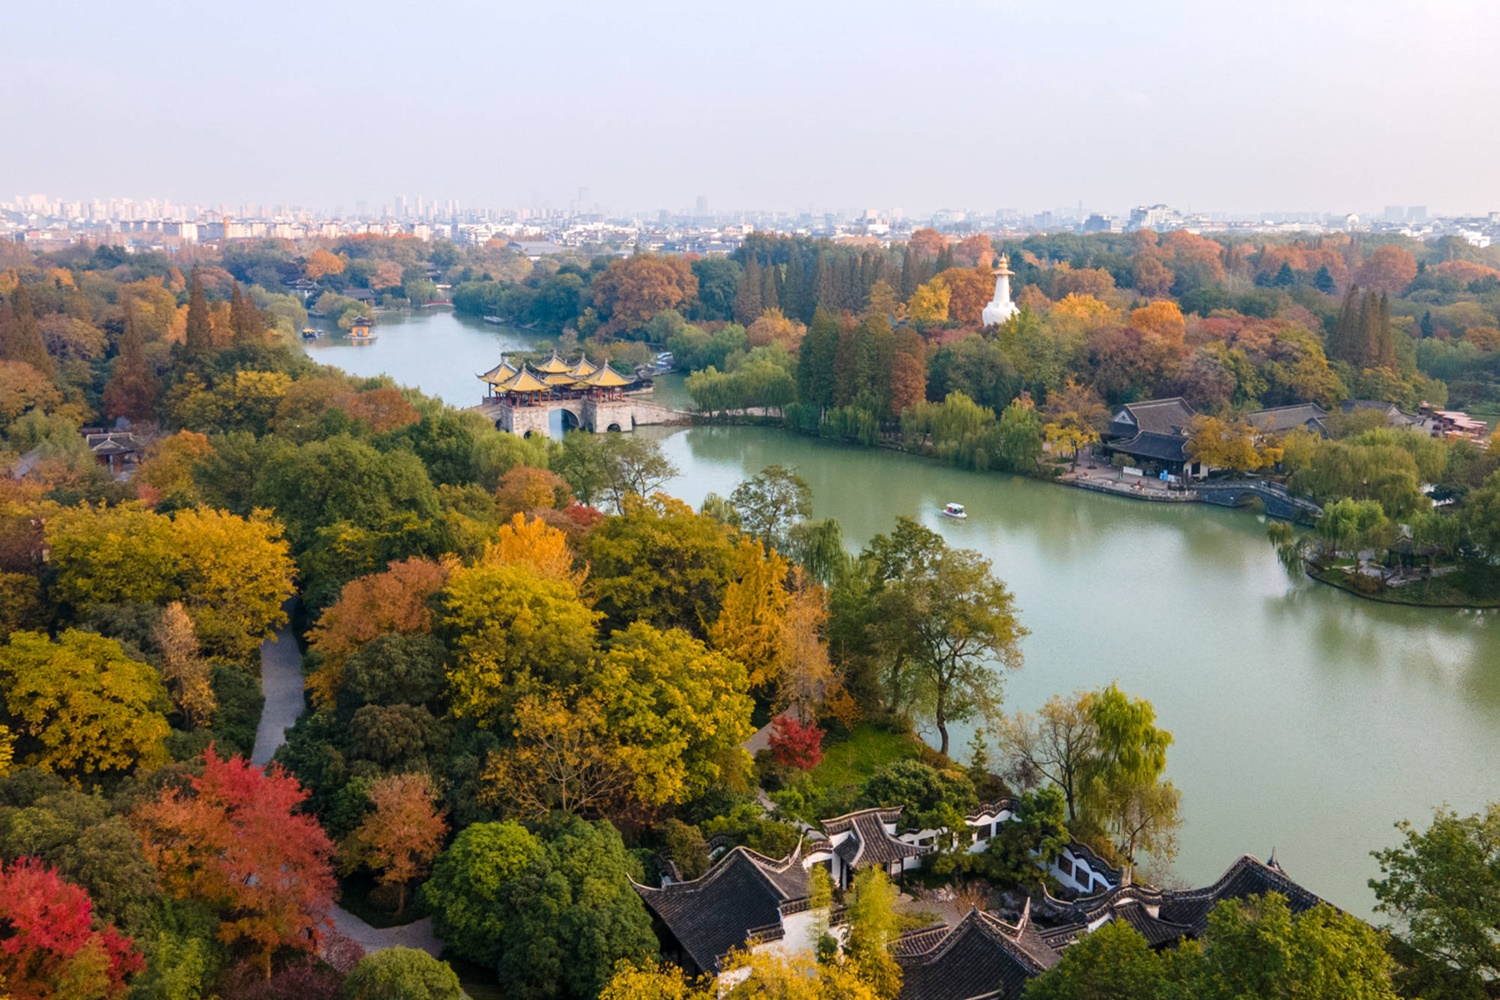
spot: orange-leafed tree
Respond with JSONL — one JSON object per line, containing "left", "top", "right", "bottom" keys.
{"left": 495, "top": 466, "right": 573, "bottom": 520}
{"left": 889, "top": 327, "right": 927, "bottom": 417}
{"left": 907, "top": 228, "right": 947, "bottom": 259}
{"left": 934, "top": 267, "right": 994, "bottom": 326}
{"left": 340, "top": 772, "right": 448, "bottom": 916}
{"left": 481, "top": 512, "right": 583, "bottom": 585}
{"left": 1130, "top": 300, "right": 1187, "bottom": 349}
{"left": 1054, "top": 265, "right": 1116, "bottom": 298}
{"left": 137, "top": 430, "right": 214, "bottom": 507}
{"left": 304, "top": 249, "right": 345, "bottom": 280}
{"left": 371, "top": 261, "right": 405, "bottom": 291}
{"left": 305, "top": 558, "right": 449, "bottom": 710}
{"left": 340, "top": 386, "right": 420, "bottom": 435}
{"left": 590, "top": 254, "right": 699, "bottom": 335}
{"left": 1354, "top": 245, "right": 1418, "bottom": 296}
{"left": 1133, "top": 254, "right": 1175, "bottom": 297}
{"left": 0, "top": 858, "right": 144, "bottom": 1000}
{"left": 953, "top": 235, "right": 995, "bottom": 268}
{"left": 132, "top": 748, "right": 336, "bottom": 978}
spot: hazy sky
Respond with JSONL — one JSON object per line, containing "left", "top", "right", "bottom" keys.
{"left": 4, "top": 0, "right": 1497, "bottom": 217}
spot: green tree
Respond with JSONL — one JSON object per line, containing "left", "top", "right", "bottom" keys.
{"left": 844, "top": 868, "right": 902, "bottom": 999}
{"left": 1083, "top": 683, "right": 1180, "bottom": 865}
{"left": 730, "top": 464, "right": 814, "bottom": 553}
{"left": 1370, "top": 803, "right": 1500, "bottom": 998}
{"left": 870, "top": 521, "right": 1027, "bottom": 755}
{"left": 1023, "top": 918, "right": 1176, "bottom": 1000}
{"left": 0, "top": 630, "right": 171, "bottom": 779}
{"left": 342, "top": 947, "right": 463, "bottom": 1000}
{"left": 494, "top": 818, "right": 658, "bottom": 1000}
{"left": 584, "top": 493, "right": 738, "bottom": 639}
{"left": 423, "top": 821, "right": 546, "bottom": 967}
{"left": 0, "top": 282, "right": 54, "bottom": 376}
{"left": 1193, "top": 894, "right": 1399, "bottom": 1000}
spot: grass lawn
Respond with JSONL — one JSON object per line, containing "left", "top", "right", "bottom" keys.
{"left": 809, "top": 722, "right": 924, "bottom": 792}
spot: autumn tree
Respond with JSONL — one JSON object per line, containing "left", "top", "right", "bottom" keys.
{"left": 0, "top": 630, "right": 170, "bottom": 779}
{"left": 710, "top": 539, "right": 792, "bottom": 689}
{"left": 101, "top": 302, "right": 159, "bottom": 422}
{"left": 441, "top": 561, "right": 600, "bottom": 725}
{"left": 954, "top": 234, "right": 995, "bottom": 268}
{"left": 482, "top": 689, "right": 631, "bottom": 819}
{"left": 306, "top": 558, "right": 449, "bottom": 710}
{"left": 137, "top": 430, "right": 214, "bottom": 507}
{"left": 46, "top": 502, "right": 179, "bottom": 609}
{"left": 890, "top": 327, "right": 927, "bottom": 417}
{"left": 869, "top": 521, "right": 1027, "bottom": 755}
{"left": 303, "top": 248, "right": 345, "bottom": 280}
{"left": 1000, "top": 691, "right": 1099, "bottom": 822}
{"left": 184, "top": 268, "right": 211, "bottom": 357}
{"left": 907, "top": 278, "right": 951, "bottom": 328}
{"left": 934, "top": 267, "right": 995, "bottom": 326}
{"left": 768, "top": 714, "right": 824, "bottom": 770}
{"left": 907, "top": 228, "right": 947, "bottom": 259}
{"left": 132, "top": 748, "right": 337, "bottom": 977}
{"left": 0, "top": 282, "right": 54, "bottom": 377}
{"left": 1185, "top": 415, "right": 1265, "bottom": 473}
{"left": 0, "top": 858, "right": 144, "bottom": 1000}
{"left": 1043, "top": 378, "right": 1108, "bottom": 469}
{"left": 341, "top": 772, "right": 449, "bottom": 915}
{"left": 480, "top": 511, "right": 581, "bottom": 584}
{"left": 775, "top": 573, "right": 838, "bottom": 722}
{"left": 494, "top": 465, "right": 573, "bottom": 520}
{"left": 172, "top": 507, "right": 295, "bottom": 661}
{"left": 1355, "top": 244, "right": 1418, "bottom": 296}
{"left": 595, "top": 621, "right": 756, "bottom": 807}
{"left": 591, "top": 254, "right": 699, "bottom": 334}
{"left": 153, "top": 601, "right": 216, "bottom": 727}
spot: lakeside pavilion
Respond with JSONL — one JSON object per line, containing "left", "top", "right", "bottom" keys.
{"left": 478, "top": 351, "right": 633, "bottom": 406}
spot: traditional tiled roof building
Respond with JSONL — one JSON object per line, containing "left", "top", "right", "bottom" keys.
{"left": 632, "top": 845, "right": 814, "bottom": 976}
{"left": 894, "top": 904, "right": 1059, "bottom": 1000}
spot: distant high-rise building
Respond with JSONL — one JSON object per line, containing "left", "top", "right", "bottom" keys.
{"left": 695, "top": 194, "right": 709, "bottom": 219}
{"left": 1408, "top": 206, "right": 1427, "bottom": 223}
{"left": 1382, "top": 205, "right": 1406, "bottom": 223}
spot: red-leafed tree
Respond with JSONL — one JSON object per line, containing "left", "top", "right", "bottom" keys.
{"left": 0, "top": 858, "right": 143, "bottom": 1000}
{"left": 768, "top": 714, "right": 825, "bottom": 771}
{"left": 131, "top": 748, "right": 336, "bottom": 978}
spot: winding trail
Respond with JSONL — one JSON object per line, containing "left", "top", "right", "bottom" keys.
{"left": 256, "top": 605, "right": 444, "bottom": 957}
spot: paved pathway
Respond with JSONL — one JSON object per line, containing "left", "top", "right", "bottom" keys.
{"left": 255, "top": 603, "right": 444, "bottom": 958}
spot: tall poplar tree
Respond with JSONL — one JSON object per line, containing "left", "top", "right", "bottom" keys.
{"left": 101, "top": 301, "right": 159, "bottom": 421}
{"left": 0, "top": 283, "right": 53, "bottom": 376}
{"left": 184, "top": 267, "right": 211, "bottom": 357}
{"left": 734, "top": 256, "right": 763, "bottom": 324}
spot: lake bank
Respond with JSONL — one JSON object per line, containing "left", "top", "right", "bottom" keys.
{"left": 299, "top": 309, "right": 1500, "bottom": 917}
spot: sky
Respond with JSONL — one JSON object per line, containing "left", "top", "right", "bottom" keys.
{"left": 3, "top": 0, "right": 1498, "bottom": 218}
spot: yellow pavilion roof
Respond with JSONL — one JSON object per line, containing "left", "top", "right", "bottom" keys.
{"left": 542, "top": 371, "right": 578, "bottom": 386}
{"left": 534, "top": 352, "right": 573, "bottom": 375}
{"left": 497, "top": 367, "right": 550, "bottom": 393}
{"left": 569, "top": 357, "right": 598, "bottom": 379}
{"left": 479, "top": 360, "right": 519, "bottom": 385}
{"left": 581, "top": 363, "right": 631, "bottom": 388}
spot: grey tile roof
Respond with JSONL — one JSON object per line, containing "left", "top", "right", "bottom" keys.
{"left": 896, "top": 907, "right": 1059, "bottom": 1000}
{"left": 1155, "top": 854, "right": 1324, "bottom": 935}
{"left": 1246, "top": 403, "right": 1329, "bottom": 434}
{"left": 633, "top": 846, "right": 809, "bottom": 974}
{"left": 1109, "top": 430, "right": 1190, "bottom": 464}
{"left": 1111, "top": 397, "right": 1196, "bottom": 437}
{"left": 822, "top": 808, "right": 928, "bottom": 869}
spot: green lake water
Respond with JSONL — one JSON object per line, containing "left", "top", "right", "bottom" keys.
{"left": 301, "top": 309, "right": 1500, "bottom": 915}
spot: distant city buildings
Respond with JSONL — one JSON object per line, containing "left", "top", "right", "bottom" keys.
{"left": 3, "top": 191, "right": 1498, "bottom": 256}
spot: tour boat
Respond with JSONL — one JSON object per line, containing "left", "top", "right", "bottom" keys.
{"left": 300, "top": 327, "right": 322, "bottom": 340}
{"left": 941, "top": 503, "right": 967, "bottom": 520}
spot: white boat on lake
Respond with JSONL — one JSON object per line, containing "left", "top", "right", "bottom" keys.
{"left": 941, "top": 502, "right": 967, "bottom": 519}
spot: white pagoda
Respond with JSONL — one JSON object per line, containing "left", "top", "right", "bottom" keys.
{"left": 981, "top": 253, "right": 1019, "bottom": 327}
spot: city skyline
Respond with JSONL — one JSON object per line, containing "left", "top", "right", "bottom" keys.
{"left": 4, "top": 1, "right": 1498, "bottom": 217}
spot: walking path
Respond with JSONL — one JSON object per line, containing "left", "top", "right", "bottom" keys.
{"left": 255, "top": 604, "right": 443, "bottom": 958}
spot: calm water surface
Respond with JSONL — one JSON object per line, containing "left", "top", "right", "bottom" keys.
{"left": 302, "top": 311, "right": 1500, "bottom": 915}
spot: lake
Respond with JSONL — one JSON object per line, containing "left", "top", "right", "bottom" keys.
{"left": 300, "top": 309, "right": 1500, "bottom": 915}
